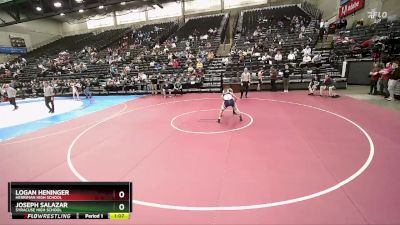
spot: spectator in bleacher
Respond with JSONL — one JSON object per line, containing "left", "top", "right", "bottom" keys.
{"left": 369, "top": 64, "right": 381, "bottom": 95}
{"left": 256, "top": 40, "right": 264, "bottom": 51}
{"left": 149, "top": 60, "right": 155, "bottom": 67}
{"left": 287, "top": 51, "right": 296, "bottom": 61}
{"left": 200, "top": 33, "right": 209, "bottom": 40}
{"left": 319, "top": 19, "right": 325, "bottom": 29}
{"left": 155, "top": 61, "right": 162, "bottom": 71}
{"left": 139, "top": 72, "right": 147, "bottom": 82}
{"left": 293, "top": 47, "right": 300, "bottom": 58}
{"left": 301, "top": 54, "right": 312, "bottom": 66}
{"left": 20, "top": 57, "right": 27, "bottom": 66}
{"left": 253, "top": 29, "right": 260, "bottom": 37}
{"left": 79, "top": 62, "right": 87, "bottom": 74}
{"left": 240, "top": 68, "right": 251, "bottom": 98}
{"left": 274, "top": 51, "right": 283, "bottom": 62}
{"left": 196, "top": 60, "right": 203, "bottom": 70}
{"left": 161, "top": 62, "right": 167, "bottom": 71}
{"left": 301, "top": 25, "right": 306, "bottom": 33}
{"left": 301, "top": 45, "right": 312, "bottom": 56}
{"left": 387, "top": 61, "right": 399, "bottom": 101}
{"left": 187, "top": 63, "right": 195, "bottom": 73}
{"left": 167, "top": 52, "right": 174, "bottom": 60}
{"left": 222, "top": 57, "right": 231, "bottom": 66}
{"left": 245, "top": 47, "right": 253, "bottom": 56}
{"left": 110, "top": 64, "right": 118, "bottom": 76}
{"left": 356, "top": 19, "right": 364, "bottom": 27}
{"left": 270, "top": 66, "right": 278, "bottom": 92}
{"left": 207, "top": 51, "right": 215, "bottom": 62}
{"left": 197, "top": 68, "right": 204, "bottom": 78}
{"left": 299, "top": 32, "right": 304, "bottom": 40}
{"left": 121, "top": 65, "right": 130, "bottom": 77}
{"left": 172, "top": 58, "right": 180, "bottom": 69}
{"left": 312, "top": 53, "right": 322, "bottom": 64}
{"left": 282, "top": 64, "right": 292, "bottom": 93}
{"left": 261, "top": 52, "right": 271, "bottom": 62}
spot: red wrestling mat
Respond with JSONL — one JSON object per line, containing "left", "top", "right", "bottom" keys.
{"left": 1, "top": 92, "right": 400, "bottom": 225}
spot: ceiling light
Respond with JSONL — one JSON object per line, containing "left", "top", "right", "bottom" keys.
{"left": 98, "top": 5, "right": 104, "bottom": 9}
{"left": 78, "top": 9, "right": 84, "bottom": 13}
{"left": 60, "top": 12, "right": 65, "bottom": 16}
{"left": 75, "top": 0, "right": 83, "bottom": 3}
{"left": 120, "top": 1, "right": 126, "bottom": 5}
{"left": 54, "top": 1, "right": 62, "bottom": 7}
{"left": 36, "top": 6, "right": 42, "bottom": 11}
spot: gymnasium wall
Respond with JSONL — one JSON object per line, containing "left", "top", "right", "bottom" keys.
{"left": 312, "top": 0, "right": 399, "bottom": 27}
{"left": 0, "top": 17, "right": 62, "bottom": 50}
{"left": 61, "top": 0, "right": 304, "bottom": 36}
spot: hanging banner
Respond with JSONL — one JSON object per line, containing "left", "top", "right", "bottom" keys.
{"left": 0, "top": 47, "right": 27, "bottom": 54}
{"left": 339, "top": 0, "right": 365, "bottom": 18}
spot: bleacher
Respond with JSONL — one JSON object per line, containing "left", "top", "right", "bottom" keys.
{"left": 1, "top": 3, "right": 355, "bottom": 96}
{"left": 9, "top": 14, "right": 229, "bottom": 96}
{"left": 99, "top": 14, "right": 229, "bottom": 95}
{"left": 221, "top": 5, "right": 346, "bottom": 90}
{"left": 333, "top": 20, "right": 400, "bottom": 58}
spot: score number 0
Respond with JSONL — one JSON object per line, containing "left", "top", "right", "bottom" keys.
{"left": 118, "top": 191, "right": 125, "bottom": 211}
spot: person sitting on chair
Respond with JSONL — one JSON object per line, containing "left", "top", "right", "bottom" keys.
{"left": 173, "top": 79, "right": 183, "bottom": 96}
{"left": 308, "top": 74, "right": 320, "bottom": 95}
{"left": 320, "top": 74, "right": 337, "bottom": 97}
{"left": 162, "top": 80, "right": 172, "bottom": 98}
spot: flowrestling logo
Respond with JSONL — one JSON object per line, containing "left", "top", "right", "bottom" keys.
{"left": 339, "top": 0, "right": 365, "bottom": 18}
{"left": 367, "top": 8, "right": 388, "bottom": 20}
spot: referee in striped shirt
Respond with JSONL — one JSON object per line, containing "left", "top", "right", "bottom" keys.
{"left": 240, "top": 68, "right": 251, "bottom": 98}
{"left": 43, "top": 81, "right": 55, "bottom": 113}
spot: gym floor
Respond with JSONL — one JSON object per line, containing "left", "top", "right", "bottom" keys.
{"left": 0, "top": 87, "right": 399, "bottom": 225}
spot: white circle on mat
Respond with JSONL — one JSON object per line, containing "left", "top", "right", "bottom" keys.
{"left": 170, "top": 109, "right": 253, "bottom": 134}
{"left": 67, "top": 97, "right": 375, "bottom": 211}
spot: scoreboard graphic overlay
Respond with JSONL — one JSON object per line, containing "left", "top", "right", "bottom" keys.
{"left": 8, "top": 182, "right": 132, "bottom": 220}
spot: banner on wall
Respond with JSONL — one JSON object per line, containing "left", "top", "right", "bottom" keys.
{"left": 339, "top": 0, "right": 365, "bottom": 18}
{"left": 9, "top": 35, "right": 26, "bottom": 47}
{"left": 0, "top": 47, "right": 27, "bottom": 54}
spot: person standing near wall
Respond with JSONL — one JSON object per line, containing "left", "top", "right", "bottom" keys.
{"left": 282, "top": 64, "right": 292, "bottom": 92}
{"left": 379, "top": 62, "right": 393, "bottom": 97}
{"left": 150, "top": 73, "right": 158, "bottom": 95}
{"left": 270, "top": 66, "right": 278, "bottom": 92}
{"left": 387, "top": 61, "right": 399, "bottom": 101}
{"left": 369, "top": 64, "right": 381, "bottom": 95}
{"left": 257, "top": 68, "right": 264, "bottom": 91}
{"left": 43, "top": 81, "right": 55, "bottom": 113}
